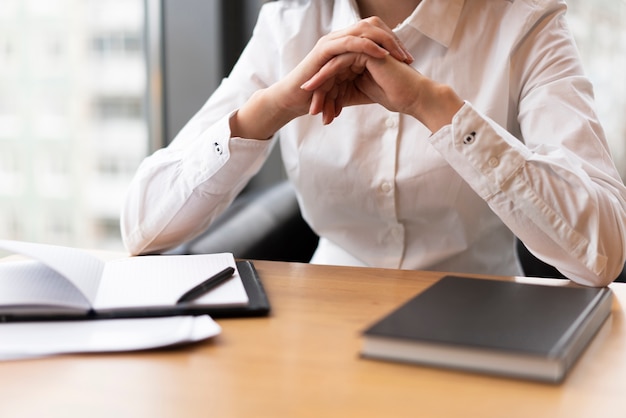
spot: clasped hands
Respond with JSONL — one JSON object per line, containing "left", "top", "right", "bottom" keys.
{"left": 293, "top": 17, "right": 463, "bottom": 132}
{"left": 231, "top": 17, "right": 462, "bottom": 140}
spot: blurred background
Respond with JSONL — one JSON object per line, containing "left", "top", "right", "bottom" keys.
{"left": 0, "top": 0, "right": 624, "bottom": 252}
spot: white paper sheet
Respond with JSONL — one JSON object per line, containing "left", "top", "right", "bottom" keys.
{"left": 0, "top": 315, "right": 221, "bottom": 361}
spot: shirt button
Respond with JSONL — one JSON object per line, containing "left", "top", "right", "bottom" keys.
{"left": 385, "top": 116, "right": 398, "bottom": 129}
{"left": 488, "top": 157, "right": 499, "bottom": 168}
{"left": 214, "top": 142, "right": 223, "bottom": 156}
{"left": 463, "top": 131, "right": 476, "bottom": 144}
{"left": 380, "top": 182, "right": 393, "bottom": 193}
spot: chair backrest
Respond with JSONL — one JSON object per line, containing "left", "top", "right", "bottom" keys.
{"left": 515, "top": 239, "right": 566, "bottom": 279}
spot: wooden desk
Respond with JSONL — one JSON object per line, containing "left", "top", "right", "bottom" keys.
{"left": 0, "top": 261, "right": 624, "bottom": 418}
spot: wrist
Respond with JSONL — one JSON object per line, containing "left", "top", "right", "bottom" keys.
{"left": 230, "top": 87, "right": 303, "bottom": 140}
{"left": 411, "top": 82, "right": 464, "bottom": 133}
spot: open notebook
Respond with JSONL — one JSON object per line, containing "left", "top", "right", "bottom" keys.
{"left": 0, "top": 240, "right": 270, "bottom": 321}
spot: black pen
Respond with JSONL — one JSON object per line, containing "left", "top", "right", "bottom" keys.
{"left": 176, "top": 266, "right": 236, "bottom": 304}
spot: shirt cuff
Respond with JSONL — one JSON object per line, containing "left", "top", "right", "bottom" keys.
{"left": 429, "top": 102, "right": 531, "bottom": 199}
{"left": 181, "top": 111, "right": 274, "bottom": 195}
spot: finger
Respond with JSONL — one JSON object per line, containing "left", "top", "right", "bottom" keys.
{"left": 322, "top": 84, "right": 340, "bottom": 125}
{"left": 301, "top": 53, "right": 366, "bottom": 91}
{"left": 363, "top": 16, "right": 414, "bottom": 63}
{"left": 323, "top": 100, "right": 335, "bottom": 125}
{"left": 359, "top": 17, "right": 414, "bottom": 63}
{"left": 309, "top": 89, "right": 326, "bottom": 115}
{"left": 334, "top": 82, "right": 348, "bottom": 117}
{"left": 308, "top": 77, "right": 338, "bottom": 115}
{"left": 328, "top": 18, "right": 413, "bottom": 63}
{"left": 332, "top": 84, "right": 345, "bottom": 118}
{"left": 319, "top": 34, "right": 390, "bottom": 62}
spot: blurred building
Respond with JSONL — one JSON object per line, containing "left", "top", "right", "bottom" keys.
{"left": 568, "top": 0, "right": 626, "bottom": 179}
{"left": 0, "top": 0, "right": 147, "bottom": 250}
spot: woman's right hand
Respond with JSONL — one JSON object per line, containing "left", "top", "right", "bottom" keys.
{"left": 230, "top": 17, "right": 413, "bottom": 140}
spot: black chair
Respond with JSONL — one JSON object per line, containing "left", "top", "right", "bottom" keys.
{"left": 515, "top": 239, "right": 567, "bottom": 279}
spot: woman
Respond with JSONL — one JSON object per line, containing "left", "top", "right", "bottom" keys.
{"left": 122, "top": 0, "right": 626, "bottom": 286}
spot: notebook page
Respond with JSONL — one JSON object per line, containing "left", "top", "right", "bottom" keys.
{"left": 0, "top": 260, "right": 90, "bottom": 312}
{"left": 93, "top": 253, "right": 249, "bottom": 309}
{"left": 0, "top": 240, "right": 105, "bottom": 304}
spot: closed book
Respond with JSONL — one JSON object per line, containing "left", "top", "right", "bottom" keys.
{"left": 361, "top": 276, "right": 612, "bottom": 383}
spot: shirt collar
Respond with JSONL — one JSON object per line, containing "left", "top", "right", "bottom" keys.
{"left": 331, "top": 0, "right": 465, "bottom": 48}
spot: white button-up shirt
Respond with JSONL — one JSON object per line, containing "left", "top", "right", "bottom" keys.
{"left": 122, "top": 0, "right": 626, "bottom": 286}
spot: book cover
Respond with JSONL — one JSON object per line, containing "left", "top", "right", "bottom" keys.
{"left": 361, "top": 276, "right": 612, "bottom": 383}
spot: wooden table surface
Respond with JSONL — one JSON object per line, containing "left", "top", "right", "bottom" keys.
{"left": 0, "top": 260, "right": 624, "bottom": 418}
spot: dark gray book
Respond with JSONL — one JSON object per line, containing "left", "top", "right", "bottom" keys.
{"left": 361, "top": 276, "right": 612, "bottom": 383}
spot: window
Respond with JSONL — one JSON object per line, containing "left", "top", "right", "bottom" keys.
{"left": 94, "top": 96, "right": 143, "bottom": 120}
{"left": 568, "top": 0, "right": 626, "bottom": 179}
{"left": 91, "top": 32, "right": 143, "bottom": 57}
{"left": 0, "top": 0, "right": 150, "bottom": 250}
{"left": 0, "top": 147, "right": 22, "bottom": 196}
{"left": 0, "top": 34, "right": 14, "bottom": 66}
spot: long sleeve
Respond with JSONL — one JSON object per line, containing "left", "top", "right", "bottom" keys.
{"left": 429, "top": 2, "right": 626, "bottom": 286}
{"left": 121, "top": 7, "right": 281, "bottom": 255}
{"left": 121, "top": 116, "right": 274, "bottom": 255}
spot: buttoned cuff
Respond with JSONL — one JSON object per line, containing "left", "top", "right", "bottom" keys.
{"left": 429, "top": 102, "right": 532, "bottom": 199}
{"left": 181, "top": 111, "right": 274, "bottom": 195}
